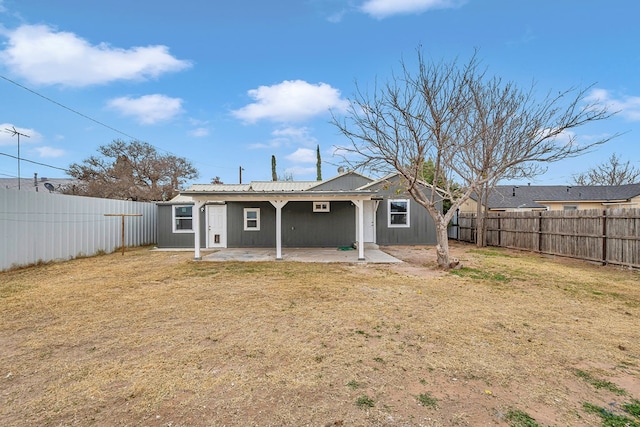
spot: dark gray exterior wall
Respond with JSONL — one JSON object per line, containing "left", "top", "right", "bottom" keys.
{"left": 226, "top": 200, "right": 356, "bottom": 248}
{"left": 156, "top": 204, "right": 205, "bottom": 248}
{"left": 311, "top": 173, "right": 372, "bottom": 191}
{"left": 282, "top": 201, "right": 355, "bottom": 247}
{"left": 226, "top": 201, "right": 275, "bottom": 247}
{"left": 371, "top": 178, "right": 439, "bottom": 246}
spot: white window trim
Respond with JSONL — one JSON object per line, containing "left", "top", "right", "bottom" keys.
{"left": 388, "top": 199, "right": 410, "bottom": 228}
{"left": 313, "top": 201, "right": 330, "bottom": 212}
{"left": 173, "top": 205, "right": 194, "bottom": 233}
{"left": 244, "top": 207, "right": 261, "bottom": 231}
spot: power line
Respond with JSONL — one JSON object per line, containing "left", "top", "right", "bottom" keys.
{"left": 0, "top": 151, "right": 69, "bottom": 172}
{"left": 0, "top": 74, "right": 235, "bottom": 172}
{"left": 1, "top": 74, "right": 141, "bottom": 141}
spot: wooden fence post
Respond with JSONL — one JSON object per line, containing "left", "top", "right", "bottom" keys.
{"left": 601, "top": 209, "right": 607, "bottom": 265}
{"left": 104, "top": 213, "right": 143, "bottom": 255}
{"left": 538, "top": 211, "right": 543, "bottom": 253}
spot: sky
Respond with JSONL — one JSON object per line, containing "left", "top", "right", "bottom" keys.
{"left": 0, "top": 0, "right": 639, "bottom": 189}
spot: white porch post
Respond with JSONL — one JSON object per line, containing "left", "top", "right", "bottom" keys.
{"left": 270, "top": 200, "right": 288, "bottom": 260}
{"left": 352, "top": 199, "right": 365, "bottom": 260}
{"left": 193, "top": 200, "right": 205, "bottom": 260}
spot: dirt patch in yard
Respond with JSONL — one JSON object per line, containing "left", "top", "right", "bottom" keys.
{"left": 1, "top": 243, "right": 639, "bottom": 426}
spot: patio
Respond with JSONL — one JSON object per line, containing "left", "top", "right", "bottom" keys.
{"left": 199, "top": 247, "right": 403, "bottom": 263}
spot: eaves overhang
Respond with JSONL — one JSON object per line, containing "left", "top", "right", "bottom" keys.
{"left": 180, "top": 190, "right": 375, "bottom": 202}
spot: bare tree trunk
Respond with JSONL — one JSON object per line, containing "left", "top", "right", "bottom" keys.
{"left": 435, "top": 222, "right": 451, "bottom": 268}
{"left": 475, "top": 188, "right": 484, "bottom": 247}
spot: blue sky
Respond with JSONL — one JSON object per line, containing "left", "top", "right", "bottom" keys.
{"left": 0, "top": 0, "right": 638, "bottom": 187}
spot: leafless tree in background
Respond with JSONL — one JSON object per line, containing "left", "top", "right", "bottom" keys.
{"left": 332, "top": 49, "right": 616, "bottom": 268}
{"left": 62, "top": 140, "right": 198, "bottom": 201}
{"left": 573, "top": 153, "right": 640, "bottom": 186}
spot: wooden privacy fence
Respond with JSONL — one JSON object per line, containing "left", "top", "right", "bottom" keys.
{"left": 455, "top": 208, "right": 640, "bottom": 269}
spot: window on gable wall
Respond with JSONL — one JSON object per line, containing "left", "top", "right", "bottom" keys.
{"left": 173, "top": 205, "right": 193, "bottom": 232}
{"left": 388, "top": 199, "right": 410, "bottom": 227}
{"left": 313, "top": 202, "right": 330, "bottom": 212}
{"left": 244, "top": 208, "right": 260, "bottom": 231}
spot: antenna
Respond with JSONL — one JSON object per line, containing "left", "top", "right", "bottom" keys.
{"left": 5, "top": 126, "right": 30, "bottom": 190}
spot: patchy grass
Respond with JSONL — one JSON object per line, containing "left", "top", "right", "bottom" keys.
{"left": 355, "top": 395, "right": 375, "bottom": 408}
{"left": 450, "top": 266, "right": 510, "bottom": 282}
{"left": 583, "top": 402, "right": 640, "bottom": 427}
{"left": 0, "top": 243, "right": 638, "bottom": 426}
{"left": 575, "top": 369, "right": 628, "bottom": 395}
{"left": 504, "top": 408, "right": 541, "bottom": 427}
{"left": 416, "top": 392, "right": 438, "bottom": 408}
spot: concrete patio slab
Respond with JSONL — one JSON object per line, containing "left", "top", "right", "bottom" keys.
{"left": 200, "top": 247, "right": 402, "bottom": 263}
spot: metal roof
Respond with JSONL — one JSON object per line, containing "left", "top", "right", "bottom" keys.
{"left": 183, "top": 181, "right": 318, "bottom": 193}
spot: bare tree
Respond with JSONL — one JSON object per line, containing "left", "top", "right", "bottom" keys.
{"left": 62, "top": 140, "right": 198, "bottom": 201}
{"left": 573, "top": 153, "right": 640, "bottom": 185}
{"left": 332, "top": 49, "right": 615, "bottom": 268}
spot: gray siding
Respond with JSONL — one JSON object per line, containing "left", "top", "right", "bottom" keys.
{"left": 370, "top": 177, "right": 439, "bottom": 246}
{"left": 227, "top": 202, "right": 275, "bottom": 247}
{"left": 376, "top": 197, "right": 437, "bottom": 245}
{"left": 226, "top": 201, "right": 356, "bottom": 248}
{"left": 311, "top": 173, "right": 372, "bottom": 191}
{"left": 282, "top": 201, "right": 355, "bottom": 247}
{"left": 156, "top": 204, "right": 205, "bottom": 248}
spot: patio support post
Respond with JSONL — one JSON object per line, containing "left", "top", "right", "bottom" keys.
{"left": 193, "top": 200, "right": 205, "bottom": 260}
{"left": 270, "top": 200, "right": 288, "bottom": 260}
{"left": 352, "top": 199, "right": 365, "bottom": 260}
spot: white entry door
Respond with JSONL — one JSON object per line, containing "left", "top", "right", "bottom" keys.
{"left": 206, "top": 205, "right": 227, "bottom": 248}
{"left": 363, "top": 200, "right": 377, "bottom": 243}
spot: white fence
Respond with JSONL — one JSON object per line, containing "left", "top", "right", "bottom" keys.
{"left": 0, "top": 188, "right": 157, "bottom": 271}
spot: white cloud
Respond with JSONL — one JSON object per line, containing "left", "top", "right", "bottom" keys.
{"left": 107, "top": 94, "right": 184, "bottom": 125}
{"left": 189, "top": 127, "right": 210, "bottom": 137}
{"left": 585, "top": 88, "right": 640, "bottom": 121}
{"left": 272, "top": 127, "right": 318, "bottom": 145}
{"left": 232, "top": 80, "right": 349, "bottom": 123}
{"left": 33, "top": 146, "right": 65, "bottom": 158}
{"left": 0, "top": 124, "right": 41, "bottom": 146}
{"left": 0, "top": 24, "right": 191, "bottom": 87}
{"left": 284, "top": 165, "right": 317, "bottom": 178}
{"left": 360, "top": 0, "right": 465, "bottom": 19}
{"left": 286, "top": 148, "right": 316, "bottom": 163}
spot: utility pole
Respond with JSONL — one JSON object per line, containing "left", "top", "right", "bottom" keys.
{"left": 239, "top": 166, "right": 244, "bottom": 184}
{"left": 5, "top": 126, "right": 30, "bottom": 190}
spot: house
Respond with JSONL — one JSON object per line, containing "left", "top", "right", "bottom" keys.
{"left": 0, "top": 177, "right": 76, "bottom": 193}
{"left": 156, "top": 171, "right": 439, "bottom": 260}
{"left": 458, "top": 183, "right": 640, "bottom": 212}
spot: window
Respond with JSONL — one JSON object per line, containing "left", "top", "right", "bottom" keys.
{"left": 563, "top": 205, "right": 578, "bottom": 211}
{"left": 173, "top": 205, "right": 193, "bottom": 233}
{"left": 313, "top": 201, "right": 330, "bottom": 212}
{"left": 244, "top": 208, "right": 260, "bottom": 231}
{"left": 388, "top": 199, "right": 410, "bottom": 227}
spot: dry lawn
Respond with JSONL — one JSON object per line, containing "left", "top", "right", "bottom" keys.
{"left": 0, "top": 243, "right": 639, "bottom": 427}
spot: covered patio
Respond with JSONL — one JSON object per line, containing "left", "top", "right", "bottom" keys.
{"left": 200, "top": 247, "right": 402, "bottom": 263}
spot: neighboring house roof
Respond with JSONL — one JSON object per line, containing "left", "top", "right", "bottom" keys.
{"left": 157, "top": 194, "right": 196, "bottom": 205}
{"left": 478, "top": 183, "right": 640, "bottom": 209}
{"left": 0, "top": 177, "right": 76, "bottom": 193}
